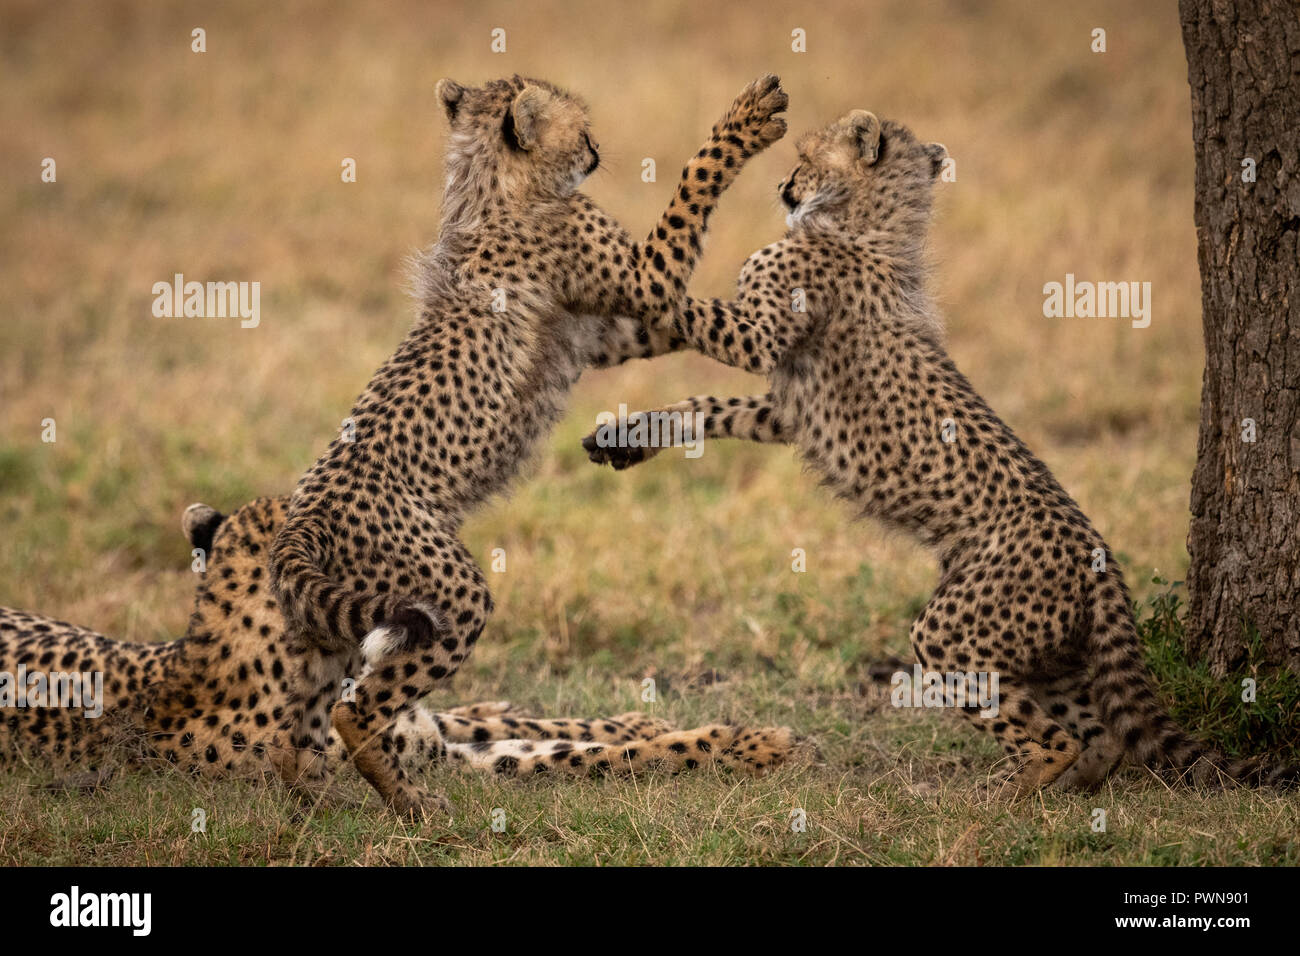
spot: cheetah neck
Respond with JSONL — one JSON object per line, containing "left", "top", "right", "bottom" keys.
{"left": 438, "top": 131, "right": 505, "bottom": 237}
{"left": 800, "top": 189, "right": 934, "bottom": 259}
{"left": 437, "top": 133, "right": 568, "bottom": 238}
{"left": 414, "top": 173, "right": 569, "bottom": 313}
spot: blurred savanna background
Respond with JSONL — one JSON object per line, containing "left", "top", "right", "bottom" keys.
{"left": 2, "top": 0, "right": 1295, "bottom": 865}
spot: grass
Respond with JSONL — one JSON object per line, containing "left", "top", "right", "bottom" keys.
{"left": 2, "top": 587, "right": 1296, "bottom": 866}
{"left": 1, "top": 0, "right": 1296, "bottom": 864}
{"left": 1139, "top": 581, "right": 1300, "bottom": 764}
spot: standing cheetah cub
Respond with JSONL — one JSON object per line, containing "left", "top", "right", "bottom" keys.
{"left": 586, "top": 110, "right": 1297, "bottom": 794}
{"left": 268, "top": 75, "right": 788, "bottom": 815}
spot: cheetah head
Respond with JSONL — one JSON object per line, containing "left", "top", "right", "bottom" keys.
{"left": 436, "top": 75, "right": 600, "bottom": 200}
{"left": 778, "top": 111, "right": 946, "bottom": 233}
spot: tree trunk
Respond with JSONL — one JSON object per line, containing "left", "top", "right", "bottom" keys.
{"left": 1179, "top": 0, "right": 1300, "bottom": 673}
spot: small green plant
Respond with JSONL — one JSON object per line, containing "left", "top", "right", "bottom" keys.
{"left": 1138, "top": 578, "right": 1300, "bottom": 763}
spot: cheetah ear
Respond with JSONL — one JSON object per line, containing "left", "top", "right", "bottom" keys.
{"left": 845, "top": 110, "right": 882, "bottom": 165}
{"left": 923, "top": 142, "right": 948, "bottom": 177}
{"left": 436, "top": 78, "right": 467, "bottom": 122}
{"left": 507, "top": 85, "right": 555, "bottom": 151}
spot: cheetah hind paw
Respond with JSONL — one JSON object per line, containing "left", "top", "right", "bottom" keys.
{"left": 388, "top": 785, "right": 452, "bottom": 821}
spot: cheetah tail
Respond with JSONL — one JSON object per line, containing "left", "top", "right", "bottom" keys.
{"left": 268, "top": 512, "right": 448, "bottom": 655}
{"left": 447, "top": 725, "right": 795, "bottom": 778}
{"left": 1086, "top": 597, "right": 1298, "bottom": 788}
{"left": 182, "top": 502, "right": 227, "bottom": 555}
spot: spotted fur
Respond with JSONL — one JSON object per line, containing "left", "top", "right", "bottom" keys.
{"left": 0, "top": 498, "right": 794, "bottom": 786}
{"left": 586, "top": 110, "right": 1297, "bottom": 794}
{"left": 265, "top": 74, "right": 788, "bottom": 815}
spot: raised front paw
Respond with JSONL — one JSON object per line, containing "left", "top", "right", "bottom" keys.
{"left": 717, "top": 74, "right": 788, "bottom": 156}
{"left": 581, "top": 426, "right": 657, "bottom": 470}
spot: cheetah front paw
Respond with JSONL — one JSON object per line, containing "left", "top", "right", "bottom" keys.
{"left": 716, "top": 74, "right": 788, "bottom": 156}
{"left": 581, "top": 421, "right": 661, "bottom": 470}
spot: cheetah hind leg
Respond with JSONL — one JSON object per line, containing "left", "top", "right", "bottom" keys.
{"left": 966, "top": 680, "right": 1082, "bottom": 799}
{"left": 267, "top": 653, "right": 351, "bottom": 802}
{"left": 450, "top": 724, "right": 795, "bottom": 778}
{"left": 1035, "top": 675, "right": 1124, "bottom": 792}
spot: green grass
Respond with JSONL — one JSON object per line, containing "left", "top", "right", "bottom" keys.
{"left": 2, "top": 589, "right": 1296, "bottom": 866}
{"left": 1139, "top": 580, "right": 1300, "bottom": 763}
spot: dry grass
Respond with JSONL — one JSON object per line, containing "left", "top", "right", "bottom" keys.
{"left": 3, "top": 0, "right": 1293, "bottom": 865}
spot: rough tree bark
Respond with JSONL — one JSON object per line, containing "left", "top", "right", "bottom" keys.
{"left": 1179, "top": 0, "right": 1299, "bottom": 673}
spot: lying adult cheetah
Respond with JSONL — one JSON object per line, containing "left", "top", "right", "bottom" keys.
{"left": 0, "top": 497, "right": 793, "bottom": 786}
{"left": 263, "top": 74, "right": 789, "bottom": 814}
{"left": 585, "top": 110, "right": 1296, "bottom": 793}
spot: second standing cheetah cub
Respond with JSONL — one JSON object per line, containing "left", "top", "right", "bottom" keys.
{"left": 586, "top": 110, "right": 1296, "bottom": 794}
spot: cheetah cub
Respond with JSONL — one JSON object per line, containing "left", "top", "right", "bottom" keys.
{"left": 586, "top": 110, "right": 1296, "bottom": 794}
{"left": 0, "top": 498, "right": 793, "bottom": 784}
{"left": 267, "top": 75, "right": 788, "bottom": 815}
